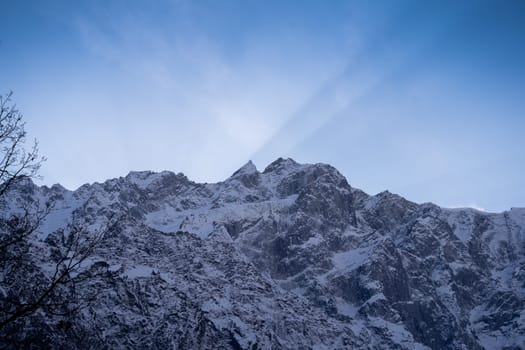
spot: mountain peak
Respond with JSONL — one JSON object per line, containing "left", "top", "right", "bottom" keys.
{"left": 124, "top": 170, "right": 177, "bottom": 189}
{"left": 231, "top": 160, "right": 258, "bottom": 177}
{"left": 262, "top": 157, "right": 299, "bottom": 174}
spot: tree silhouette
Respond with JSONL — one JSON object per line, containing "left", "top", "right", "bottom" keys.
{"left": 0, "top": 92, "right": 109, "bottom": 347}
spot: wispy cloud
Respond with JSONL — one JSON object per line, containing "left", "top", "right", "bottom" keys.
{"left": 3, "top": 0, "right": 523, "bottom": 211}
{"left": 67, "top": 5, "right": 354, "bottom": 183}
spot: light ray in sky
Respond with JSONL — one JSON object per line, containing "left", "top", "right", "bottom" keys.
{"left": 0, "top": 0, "right": 524, "bottom": 212}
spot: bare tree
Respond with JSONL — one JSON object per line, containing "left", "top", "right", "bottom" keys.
{"left": 0, "top": 92, "right": 110, "bottom": 346}
{"left": 0, "top": 223, "right": 107, "bottom": 329}
{"left": 0, "top": 90, "right": 46, "bottom": 276}
{"left": 0, "top": 91, "right": 44, "bottom": 196}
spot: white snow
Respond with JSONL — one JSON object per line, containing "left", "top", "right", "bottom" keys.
{"left": 125, "top": 170, "right": 173, "bottom": 189}
{"left": 446, "top": 209, "right": 475, "bottom": 242}
{"left": 37, "top": 193, "right": 84, "bottom": 239}
{"left": 301, "top": 234, "right": 323, "bottom": 247}
{"left": 146, "top": 192, "right": 298, "bottom": 239}
{"left": 124, "top": 265, "right": 156, "bottom": 278}
{"left": 332, "top": 246, "right": 372, "bottom": 271}
{"left": 335, "top": 297, "right": 359, "bottom": 318}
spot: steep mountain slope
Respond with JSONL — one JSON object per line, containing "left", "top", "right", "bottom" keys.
{"left": 1, "top": 158, "right": 523, "bottom": 349}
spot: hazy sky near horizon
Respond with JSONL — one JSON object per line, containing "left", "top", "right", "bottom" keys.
{"left": 1, "top": 0, "right": 524, "bottom": 212}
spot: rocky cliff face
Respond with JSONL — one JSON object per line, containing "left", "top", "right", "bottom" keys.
{"left": 1, "top": 158, "right": 524, "bottom": 349}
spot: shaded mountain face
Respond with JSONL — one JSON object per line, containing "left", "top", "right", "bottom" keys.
{"left": 1, "top": 158, "right": 524, "bottom": 349}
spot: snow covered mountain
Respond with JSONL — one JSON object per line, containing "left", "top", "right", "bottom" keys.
{"left": 1, "top": 158, "right": 524, "bottom": 349}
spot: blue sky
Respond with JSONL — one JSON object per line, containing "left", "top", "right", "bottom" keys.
{"left": 1, "top": 0, "right": 524, "bottom": 212}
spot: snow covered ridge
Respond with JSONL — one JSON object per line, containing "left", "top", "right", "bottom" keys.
{"left": 2, "top": 157, "right": 524, "bottom": 349}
